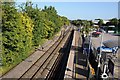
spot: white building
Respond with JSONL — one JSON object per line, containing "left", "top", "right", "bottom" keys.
{"left": 92, "top": 19, "right": 110, "bottom": 24}
{"left": 103, "top": 19, "right": 109, "bottom": 24}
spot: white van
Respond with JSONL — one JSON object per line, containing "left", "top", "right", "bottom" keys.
{"left": 107, "top": 25, "right": 115, "bottom": 33}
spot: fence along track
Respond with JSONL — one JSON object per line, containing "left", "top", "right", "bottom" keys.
{"left": 18, "top": 28, "right": 72, "bottom": 79}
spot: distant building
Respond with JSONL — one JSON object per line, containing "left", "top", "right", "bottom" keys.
{"left": 92, "top": 19, "right": 100, "bottom": 24}
{"left": 92, "top": 19, "right": 110, "bottom": 24}
{"left": 92, "top": 19, "right": 100, "bottom": 27}
{"left": 92, "top": 19, "right": 110, "bottom": 27}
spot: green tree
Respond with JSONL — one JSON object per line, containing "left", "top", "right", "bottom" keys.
{"left": 117, "top": 19, "right": 120, "bottom": 33}
{"left": 20, "top": 2, "right": 44, "bottom": 46}
{"left": 110, "top": 18, "right": 118, "bottom": 27}
{"left": 1, "top": 1, "right": 70, "bottom": 74}
{"left": 2, "top": 2, "right": 23, "bottom": 66}
{"left": 109, "top": 18, "right": 118, "bottom": 33}
{"left": 2, "top": 2, "right": 34, "bottom": 66}
{"left": 19, "top": 13, "right": 34, "bottom": 55}
{"left": 98, "top": 19, "right": 103, "bottom": 27}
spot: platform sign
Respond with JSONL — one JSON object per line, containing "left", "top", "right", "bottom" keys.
{"left": 108, "top": 59, "right": 114, "bottom": 75}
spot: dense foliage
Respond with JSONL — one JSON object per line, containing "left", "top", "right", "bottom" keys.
{"left": 71, "top": 18, "right": 120, "bottom": 34}
{"left": 1, "top": 1, "right": 70, "bottom": 71}
{"left": 71, "top": 19, "right": 93, "bottom": 34}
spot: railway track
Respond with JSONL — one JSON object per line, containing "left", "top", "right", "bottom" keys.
{"left": 16, "top": 28, "right": 73, "bottom": 79}
{"left": 52, "top": 30, "right": 74, "bottom": 80}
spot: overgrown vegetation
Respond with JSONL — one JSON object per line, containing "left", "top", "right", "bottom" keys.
{"left": 70, "top": 19, "right": 93, "bottom": 34}
{"left": 1, "top": 1, "right": 70, "bottom": 74}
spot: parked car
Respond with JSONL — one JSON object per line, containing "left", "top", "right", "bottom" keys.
{"left": 92, "top": 31, "right": 101, "bottom": 37}
{"left": 97, "top": 46, "right": 119, "bottom": 55}
{"left": 97, "top": 46, "right": 113, "bottom": 53}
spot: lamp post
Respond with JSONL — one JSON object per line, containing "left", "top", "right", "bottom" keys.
{"left": 96, "top": 32, "right": 103, "bottom": 79}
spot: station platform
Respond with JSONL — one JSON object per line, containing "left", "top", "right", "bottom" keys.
{"left": 64, "top": 30, "right": 89, "bottom": 79}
